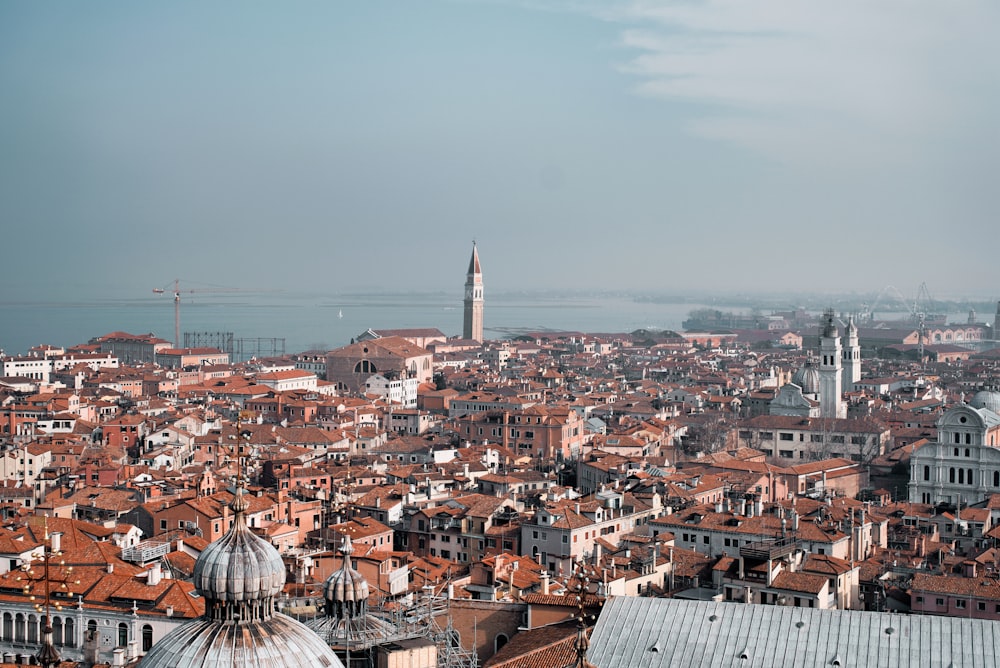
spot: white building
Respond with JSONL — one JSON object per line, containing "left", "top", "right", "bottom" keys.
{"left": 365, "top": 373, "right": 419, "bottom": 408}
{"left": 909, "top": 392, "right": 1000, "bottom": 506}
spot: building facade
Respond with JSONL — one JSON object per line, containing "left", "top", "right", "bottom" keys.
{"left": 908, "top": 394, "right": 1000, "bottom": 506}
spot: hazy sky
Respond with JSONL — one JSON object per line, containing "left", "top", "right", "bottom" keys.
{"left": 2, "top": 1, "right": 998, "bottom": 301}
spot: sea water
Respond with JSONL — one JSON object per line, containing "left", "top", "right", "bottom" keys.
{"left": 0, "top": 292, "right": 710, "bottom": 357}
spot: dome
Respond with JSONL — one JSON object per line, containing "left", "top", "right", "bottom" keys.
{"left": 323, "top": 535, "right": 369, "bottom": 620}
{"left": 792, "top": 363, "right": 820, "bottom": 395}
{"left": 139, "top": 487, "right": 344, "bottom": 668}
{"left": 139, "top": 613, "right": 343, "bottom": 668}
{"left": 192, "top": 490, "right": 285, "bottom": 609}
{"left": 970, "top": 390, "right": 1000, "bottom": 414}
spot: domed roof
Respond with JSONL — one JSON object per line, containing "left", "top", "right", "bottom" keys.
{"left": 792, "top": 362, "right": 820, "bottom": 395}
{"left": 139, "top": 487, "right": 344, "bottom": 668}
{"left": 323, "top": 535, "right": 369, "bottom": 618}
{"left": 970, "top": 390, "right": 1000, "bottom": 414}
{"left": 139, "top": 613, "right": 343, "bottom": 668}
{"left": 192, "top": 489, "right": 284, "bottom": 604}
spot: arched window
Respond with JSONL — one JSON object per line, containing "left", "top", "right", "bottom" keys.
{"left": 950, "top": 468, "right": 956, "bottom": 483}
{"left": 118, "top": 622, "right": 128, "bottom": 647}
{"left": 65, "top": 618, "right": 76, "bottom": 648}
{"left": 968, "top": 469, "right": 974, "bottom": 486}
{"left": 923, "top": 466, "right": 930, "bottom": 481}
{"left": 959, "top": 469, "right": 965, "bottom": 484}
{"left": 495, "top": 633, "right": 509, "bottom": 653}
{"left": 142, "top": 624, "right": 153, "bottom": 652}
{"left": 994, "top": 471, "right": 999, "bottom": 487}
{"left": 53, "top": 617, "right": 63, "bottom": 646}
{"left": 27, "top": 614, "right": 38, "bottom": 643}
{"left": 15, "top": 613, "right": 24, "bottom": 642}
{"left": 967, "top": 434, "right": 972, "bottom": 445}
{"left": 353, "top": 360, "right": 377, "bottom": 374}
{"left": 2, "top": 612, "right": 11, "bottom": 641}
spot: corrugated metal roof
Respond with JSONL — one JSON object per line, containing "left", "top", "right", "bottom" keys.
{"left": 588, "top": 597, "right": 1000, "bottom": 668}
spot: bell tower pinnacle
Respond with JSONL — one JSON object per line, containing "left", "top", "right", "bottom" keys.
{"left": 463, "top": 242, "right": 484, "bottom": 342}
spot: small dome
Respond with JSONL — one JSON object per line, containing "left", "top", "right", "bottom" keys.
{"left": 192, "top": 490, "right": 285, "bottom": 604}
{"left": 792, "top": 363, "right": 820, "bottom": 395}
{"left": 970, "top": 390, "right": 1000, "bottom": 414}
{"left": 324, "top": 535, "right": 369, "bottom": 620}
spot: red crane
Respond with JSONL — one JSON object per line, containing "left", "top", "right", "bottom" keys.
{"left": 152, "top": 279, "right": 245, "bottom": 349}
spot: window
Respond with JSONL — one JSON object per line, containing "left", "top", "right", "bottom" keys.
{"left": 703, "top": 536, "right": 709, "bottom": 544}
{"left": 160, "top": 519, "right": 167, "bottom": 531}
{"left": 780, "top": 433, "right": 794, "bottom": 441}
{"left": 779, "top": 450, "right": 794, "bottom": 458}
{"left": 924, "top": 466, "right": 930, "bottom": 481}
{"left": 830, "top": 435, "right": 845, "bottom": 444}
{"left": 936, "top": 598, "right": 945, "bottom": 606}
{"left": 142, "top": 624, "right": 153, "bottom": 652}
{"left": 956, "top": 600, "right": 967, "bottom": 609}
{"left": 118, "top": 622, "right": 129, "bottom": 647}
{"left": 979, "top": 602, "right": 987, "bottom": 611}
{"left": 916, "top": 596, "right": 923, "bottom": 603}
{"left": 810, "top": 434, "right": 823, "bottom": 443}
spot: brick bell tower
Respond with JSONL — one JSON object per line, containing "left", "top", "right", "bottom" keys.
{"left": 463, "top": 242, "right": 484, "bottom": 342}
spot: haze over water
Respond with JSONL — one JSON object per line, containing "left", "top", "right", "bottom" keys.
{"left": 0, "top": 292, "right": 709, "bottom": 357}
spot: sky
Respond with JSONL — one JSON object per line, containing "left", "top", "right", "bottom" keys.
{"left": 1, "top": 0, "right": 998, "bottom": 302}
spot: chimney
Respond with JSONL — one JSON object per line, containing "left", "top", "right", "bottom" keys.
{"left": 791, "top": 510, "right": 799, "bottom": 532}
{"left": 50, "top": 532, "right": 62, "bottom": 553}
{"left": 148, "top": 562, "right": 162, "bottom": 586}
{"left": 107, "top": 562, "right": 114, "bottom": 574}
{"left": 166, "top": 605, "right": 174, "bottom": 617}
{"left": 739, "top": 499, "right": 747, "bottom": 517}
{"left": 540, "top": 570, "right": 550, "bottom": 595}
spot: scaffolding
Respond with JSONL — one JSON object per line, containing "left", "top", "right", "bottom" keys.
{"left": 290, "top": 587, "right": 478, "bottom": 668}
{"left": 183, "top": 331, "right": 286, "bottom": 362}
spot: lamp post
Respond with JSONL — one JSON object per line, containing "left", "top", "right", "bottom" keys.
{"left": 17, "top": 520, "right": 80, "bottom": 668}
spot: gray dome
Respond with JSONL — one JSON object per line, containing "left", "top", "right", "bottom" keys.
{"left": 792, "top": 363, "right": 820, "bottom": 395}
{"left": 323, "top": 535, "right": 369, "bottom": 620}
{"left": 970, "top": 390, "right": 1000, "bottom": 414}
{"left": 139, "top": 487, "right": 344, "bottom": 668}
{"left": 139, "top": 614, "right": 343, "bottom": 668}
{"left": 192, "top": 490, "right": 285, "bottom": 607}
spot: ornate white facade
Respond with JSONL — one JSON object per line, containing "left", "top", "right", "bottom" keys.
{"left": 909, "top": 394, "right": 1000, "bottom": 506}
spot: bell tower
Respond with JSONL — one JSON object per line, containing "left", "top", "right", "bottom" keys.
{"left": 819, "top": 309, "right": 846, "bottom": 419}
{"left": 463, "top": 242, "right": 484, "bottom": 342}
{"left": 842, "top": 315, "right": 861, "bottom": 391}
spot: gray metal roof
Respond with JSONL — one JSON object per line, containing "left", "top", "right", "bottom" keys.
{"left": 587, "top": 597, "right": 1000, "bottom": 668}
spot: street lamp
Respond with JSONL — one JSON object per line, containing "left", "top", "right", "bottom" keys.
{"left": 16, "top": 521, "right": 80, "bottom": 668}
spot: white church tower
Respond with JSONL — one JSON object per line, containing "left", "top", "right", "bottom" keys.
{"left": 819, "top": 309, "right": 847, "bottom": 419}
{"left": 842, "top": 315, "right": 861, "bottom": 391}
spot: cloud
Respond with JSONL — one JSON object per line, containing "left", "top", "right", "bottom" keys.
{"left": 611, "top": 0, "right": 1000, "bottom": 166}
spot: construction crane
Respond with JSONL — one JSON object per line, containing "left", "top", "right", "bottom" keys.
{"left": 153, "top": 279, "right": 246, "bottom": 349}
